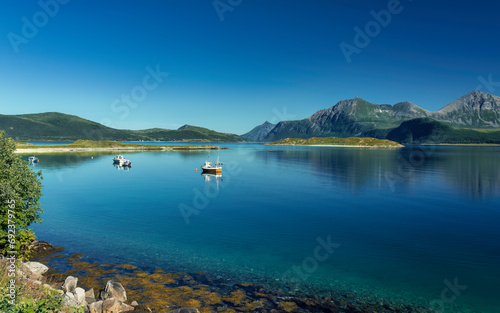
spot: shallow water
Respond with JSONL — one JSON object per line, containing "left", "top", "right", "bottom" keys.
{"left": 29, "top": 143, "right": 500, "bottom": 312}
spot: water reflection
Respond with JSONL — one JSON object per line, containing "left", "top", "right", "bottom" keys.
{"left": 257, "top": 146, "right": 500, "bottom": 199}
{"left": 113, "top": 163, "right": 131, "bottom": 171}
{"left": 201, "top": 173, "right": 223, "bottom": 190}
{"left": 20, "top": 153, "right": 105, "bottom": 169}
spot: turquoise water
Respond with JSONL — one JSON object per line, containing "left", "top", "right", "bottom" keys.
{"left": 29, "top": 144, "right": 500, "bottom": 312}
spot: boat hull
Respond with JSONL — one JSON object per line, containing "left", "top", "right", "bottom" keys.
{"left": 201, "top": 167, "right": 222, "bottom": 174}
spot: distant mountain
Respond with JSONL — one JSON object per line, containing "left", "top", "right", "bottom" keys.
{"left": 241, "top": 121, "right": 276, "bottom": 141}
{"left": 434, "top": 90, "right": 500, "bottom": 127}
{"left": 259, "top": 91, "right": 500, "bottom": 143}
{"left": 0, "top": 112, "right": 248, "bottom": 142}
{"left": 264, "top": 97, "right": 430, "bottom": 141}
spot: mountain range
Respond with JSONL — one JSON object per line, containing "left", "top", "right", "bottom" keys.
{"left": 3, "top": 91, "right": 500, "bottom": 144}
{"left": 0, "top": 112, "right": 247, "bottom": 142}
{"left": 243, "top": 91, "right": 500, "bottom": 144}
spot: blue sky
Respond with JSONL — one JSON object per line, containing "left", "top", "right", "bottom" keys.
{"left": 1, "top": 0, "right": 499, "bottom": 134}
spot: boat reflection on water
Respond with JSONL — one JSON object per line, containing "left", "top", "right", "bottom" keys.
{"left": 201, "top": 173, "right": 222, "bottom": 191}
{"left": 113, "top": 163, "right": 131, "bottom": 171}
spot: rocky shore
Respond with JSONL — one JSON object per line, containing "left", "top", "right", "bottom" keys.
{"left": 14, "top": 240, "right": 435, "bottom": 313}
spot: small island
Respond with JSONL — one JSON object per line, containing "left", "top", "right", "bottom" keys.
{"left": 14, "top": 140, "right": 225, "bottom": 154}
{"left": 267, "top": 137, "right": 404, "bottom": 148}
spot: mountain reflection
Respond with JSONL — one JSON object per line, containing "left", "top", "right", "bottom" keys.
{"left": 258, "top": 146, "right": 500, "bottom": 199}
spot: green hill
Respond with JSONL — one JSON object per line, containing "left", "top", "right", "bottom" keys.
{"left": 387, "top": 118, "right": 500, "bottom": 144}
{"left": 0, "top": 112, "right": 248, "bottom": 142}
{"left": 268, "top": 136, "right": 403, "bottom": 147}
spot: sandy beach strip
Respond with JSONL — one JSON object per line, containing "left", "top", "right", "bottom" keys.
{"left": 269, "top": 144, "right": 403, "bottom": 148}
{"left": 15, "top": 146, "right": 222, "bottom": 154}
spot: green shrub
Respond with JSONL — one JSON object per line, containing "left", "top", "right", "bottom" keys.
{"left": 0, "top": 131, "right": 43, "bottom": 260}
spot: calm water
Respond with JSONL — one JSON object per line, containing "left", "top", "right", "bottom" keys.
{"left": 27, "top": 144, "right": 500, "bottom": 312}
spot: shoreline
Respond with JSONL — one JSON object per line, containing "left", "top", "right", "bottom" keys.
{"left": 268, "top": 144, "right": 403, "bottom": 148}
{"left": 15, "top": 145, "right": 225, "bottom": 154}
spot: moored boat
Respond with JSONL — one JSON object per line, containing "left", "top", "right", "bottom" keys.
{"left": 201, "top": 157, "right": 222, "bottom": 174}
{"left": 113, "top": 155, "right": 127, "bottom": 164}
{"left": 28, "top": 156, "right": 39, "bottom": 163}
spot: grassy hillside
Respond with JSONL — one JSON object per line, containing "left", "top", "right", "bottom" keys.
{"left": 387, "top": 118, "right": 500, "bottom": 144}
{"left": 268, "top": 137, "right": 403, "bottom": 147}
{"left": 15, "top": 140, "right": 224, "bottom": 152}
{"left": 0, "top": 113, "right": 247, "bottom": 142}
{"left": 138, "top": 125, "right": 246, "bottom": 142}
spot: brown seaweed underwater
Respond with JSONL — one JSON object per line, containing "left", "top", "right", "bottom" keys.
{"left": 32, "top": 242, "right": 430, "bottom": 313}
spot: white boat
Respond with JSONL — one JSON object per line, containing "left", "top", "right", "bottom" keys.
{"left": 201, "top": 155, "right": 222, "bottom": 174}
{"left": 122, "top": 160, "right": 132, "bottom": 167}
{"left": 113, "top": 155, "right": 127, "bottom": 164}
{"left": 28, "top": 156, "right": 39, "bottom": 163}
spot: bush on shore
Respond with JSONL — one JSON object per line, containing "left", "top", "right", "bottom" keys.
{"left": 0, "top": 131, "right": 43, "bottom": 260}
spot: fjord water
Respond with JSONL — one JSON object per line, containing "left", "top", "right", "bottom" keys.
{"left": 29, "top": 144, "right": 500, "bottom": 312}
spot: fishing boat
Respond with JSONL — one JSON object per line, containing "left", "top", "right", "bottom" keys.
{"left": 122, "top": 160, "right": 132, "bottom": 167}
{"left": 28, "top": 156, "right": 39, "bottom": 163}
{"left": 113, "top": 154, "right": 126, "bottom": 164}
{"left": 201, "top": 155, "right": 222, "bottom": 174}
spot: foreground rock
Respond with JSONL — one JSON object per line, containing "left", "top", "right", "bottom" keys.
{"left": 22, "top": 261, "right": 49, "bottom": 276}
{"left": 62, "top": 275, "right": 78, "bottom": 293}
{"left": 59, "top": 277, "right": 135, "bottom": 312}
{"left": 102, "top": 280, "right": 128, "bottom": 302}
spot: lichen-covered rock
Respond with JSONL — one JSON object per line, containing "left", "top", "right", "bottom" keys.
{"left": 74, "top": 287, "right": 86, "bottom": 304}
{"left": 23, "top": 261, "right": 49, "bottom": 276}
{"left": 102, "top": 297, "right": 133, "bottom": 313}
{"left": 62, "top": 275, "right": 78, "bottom": 293}
{"left": 86, "top": 287, "right": 96, "bottom": 304}
{"left": 62, "top": 291, "right": 77, "bottom": 307}
{"left": 103, "top": 280, "right": 127, "bottom": 302}
{"left": 89, "top": 300, "right": 103, "bottom": 313}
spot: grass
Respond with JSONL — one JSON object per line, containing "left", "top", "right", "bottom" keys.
{"left": 0, "top": 260, "right": 78, "bottom": 312}
{"left": 15, "top": 140, "right": 225, "bottom": 151}
{"left": 268, "top": 137, "right": 403, "bottom": 147}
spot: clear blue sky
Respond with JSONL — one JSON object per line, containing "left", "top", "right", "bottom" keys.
{"left": 1, "top": 0, "right": 499, "bottom": 134}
